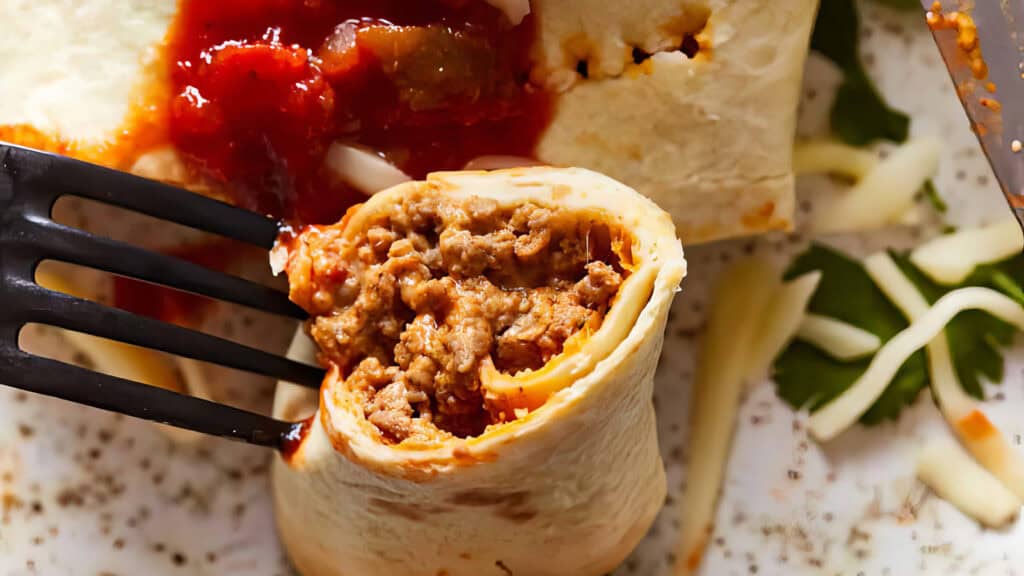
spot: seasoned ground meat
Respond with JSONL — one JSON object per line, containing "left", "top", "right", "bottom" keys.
{"left": 286, "top": 192, "right": 627, "bottom": 443}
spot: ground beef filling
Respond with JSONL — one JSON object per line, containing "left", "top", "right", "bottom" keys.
{"left": 289, "top": 194, "right": 626, "bottom": 443}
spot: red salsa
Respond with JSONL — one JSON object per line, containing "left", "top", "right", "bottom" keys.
{"left": 166, "top": 0, "right": 551, "bottom": 225}
{"left": 112, "top": 239, "right": 256, "bottom": 325}
{"left": 114, "top": 1, "right": 550, "bottom": 327}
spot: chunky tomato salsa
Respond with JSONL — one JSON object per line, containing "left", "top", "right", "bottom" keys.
{"left": 166, "top": 0, "right": 551, "bottom": 224}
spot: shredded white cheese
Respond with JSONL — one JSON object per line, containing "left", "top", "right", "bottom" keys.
{"left": 917, "top": 439, "right": 1021, "bottom": 528}
{"left": 793, "top": 140, "right": 878, "bottom": 180}
{"left": 808, "top": 286, "right": 1024, "bottom": 442}
{"left": 677, "top": 258, "right": 777, "bottom": 576}
{"left": 796, "top": 313, "right": 880, "bottom": 360}
{"left": 864, "top": 252, "right": 973, "bottom": 416}
{"left": 325, "top": 143, "right": 411, "bottom": 196}
{"left": 812, "top": 138, "right": 941, "bottom": 234}
{"left": 745, "top": 271, "right": 820, "bottom": 382}
{"left": 910, "top": 218, "right": 1024, "bottom": 285}
{"left": 865, "top": 252, "right": 1024, "bottom": 499}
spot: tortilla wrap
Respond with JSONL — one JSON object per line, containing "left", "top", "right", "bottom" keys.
{"left": 533, "top": 0, "right": 818, "bottom": 243}
{"left": 272, "top": 167, "right": 686, "bottom": 576}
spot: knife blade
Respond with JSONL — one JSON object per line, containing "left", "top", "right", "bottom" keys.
{"left": 922, "top": 0, "right": 1024, "bottom": 230}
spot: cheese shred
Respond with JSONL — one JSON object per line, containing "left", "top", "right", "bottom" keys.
{"left": 812, "top": 138, "right": 940, "bottom": 234}
{"left": 864, "top": 252, "right": 973, "bottom": 416}
{"left": 917, "top": 439, "right": 1021, "bottom": 528}
{"left": 808, "top": 286, "right": 1024, "bottom": 442}
{"left": 793, "top": 139, "right": 878, "bottom": 180}
{"left": 864, "top": 252, "right": 1024, "bottom": 499}
{"left": 745, "top": 271, "right": 821, "bottom": 382}
{"left": 910, "top": 217, "right": 1024, "bottom": 285}
{"left": 676, "top": 259, "right": 777, "bottom": 576}
{"left": 796, "top": 313, "right": 880, "bottom": 360}
{"left": 325, "top": 142, "right": 411, "bottom": 196}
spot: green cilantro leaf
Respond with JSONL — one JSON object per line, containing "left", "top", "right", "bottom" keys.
{"left": 811, "top": 0, "right": 911, "bottom": 145}
{"left": 774, "top": 244, "right": 928, "bottom": 423}
{"left": 974, "top": 253, "right": 1024, "bottom": 304}
{"left": 830, "top": 69, "right": 911, "bottom": 146}
{"left": 774, "top": 244, "right": 1024, "bottom": 424}
{"left": 810, "top": 0, "right": 860, "bottom": 70}
{"left": 920, "top": 180, "right": 947, "bottom": 213}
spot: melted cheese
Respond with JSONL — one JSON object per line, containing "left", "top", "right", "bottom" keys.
{"left": 0, "top": 0, "right": 173, "bottom": 151}
{"left": 481, "top": 265, "right": 657, "bottom": 413}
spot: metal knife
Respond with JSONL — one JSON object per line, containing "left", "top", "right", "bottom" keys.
{"left": 922, "top": 0, "right": 1024, "bottom": 229}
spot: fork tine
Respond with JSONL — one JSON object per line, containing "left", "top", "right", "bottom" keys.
{"left": 3, "top": 143, "right": 281, "bottom": 248}
{"left": 22, "top": 215, "right": 306, "bottom": 319}
{"left": 0, "top": 347, "right": 297, "bottom": 447}
{"left": 19, "top": 285, "right": 324, "bottom": 388}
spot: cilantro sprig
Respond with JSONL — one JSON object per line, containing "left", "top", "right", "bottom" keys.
{"left": 810, "top": 0, "right": 948, "bottom": 223}
{"left": 774, "top": 245, "right": 927, "bottom": 423}
{"left": 773, "top": 244, "right": 1023, "bottom": 424}
{"left": 776, "top": 0, "right": 1008, "bottom": 419}
{"left": 811, "top": 0, "right": 910, "bottom": 145}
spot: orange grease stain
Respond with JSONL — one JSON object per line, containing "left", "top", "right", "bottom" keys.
{"left": 957, "top": 409, "right": 997, "bottom": 441}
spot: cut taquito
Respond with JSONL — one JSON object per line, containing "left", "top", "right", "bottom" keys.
{"left": 272, "top": 167, "right": 685, "bottom": 576}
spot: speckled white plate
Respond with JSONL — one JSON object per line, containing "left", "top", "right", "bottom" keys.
{"left": 1, "top": 4, "right": 1019, "bottom": 576}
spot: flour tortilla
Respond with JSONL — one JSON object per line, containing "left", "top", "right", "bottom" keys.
{"left": 532, "top": 0, "right": 818, "bottom": 243}
{"left": 272, "top": 167, "right": 686, "bottom": 576}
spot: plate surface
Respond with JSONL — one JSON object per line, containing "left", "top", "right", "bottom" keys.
{"left": 0, "top": 4, "right": 1018, "bottom": 576}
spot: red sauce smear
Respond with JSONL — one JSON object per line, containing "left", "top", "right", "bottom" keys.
{"left": 280, "top": 415, "right": 314, "bottom": 461}
{"left": 112, "top": 239, "right": 253, "bottom": 325}
{"left": 165, "top": 0, "right": 551, "bottom": 225}
{"left": 118, "top": 1, "right": 549, "bottom": 326}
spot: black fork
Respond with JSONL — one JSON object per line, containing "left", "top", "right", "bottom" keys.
{"left": 0, "top": 142, "right": 324, "bottom": 448}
